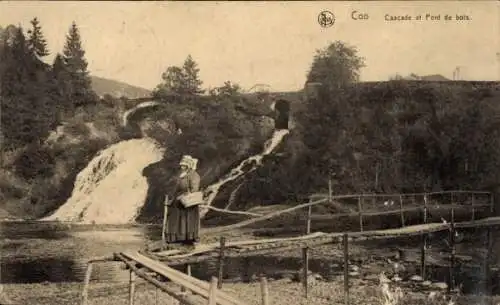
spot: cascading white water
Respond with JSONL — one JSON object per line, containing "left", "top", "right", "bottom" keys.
{"left": 200, "top": 129, "right": 289, "bottom": 218}
{"left": 42, "top": 138, "right": 165, "bottom": 224}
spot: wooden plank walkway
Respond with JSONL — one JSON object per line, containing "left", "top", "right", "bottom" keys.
{"left": 115, "top": 251, "right": 248, "bottom": 305}
{"left": 146, "top": 216, "right": 500, "bottom": 265}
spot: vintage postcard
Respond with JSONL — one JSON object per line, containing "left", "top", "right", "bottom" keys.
{"left": 0, "top": 1, "right": 498, "bottom": 305}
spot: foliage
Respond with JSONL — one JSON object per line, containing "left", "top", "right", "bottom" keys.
{"left": 27, "top": 17, "right": 49, "bottom": 58}
{"left": 1, "top": 19, "right": 97, "bottom": 149}
{"left": 1, "top": 25, "right": 56, "bottom": 148}
{"left": 61, "top": 21, "right": 97, "bottom": 108}
{"left": 209, "top": 81, "right": 242, "bottom": 98}
{"left": 182, "top": 55, "right": 204, "bottom": 95}
{"left": 153, "top": 54, "right": 204, "bottom": 98}
{"left": 306, "top": 41, "right": 366, "bottom": 90}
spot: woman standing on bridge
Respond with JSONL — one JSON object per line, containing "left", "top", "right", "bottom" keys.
{"left": 164, "top": 155, "right": 203, "bottom": 247}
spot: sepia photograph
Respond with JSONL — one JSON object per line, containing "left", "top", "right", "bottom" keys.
{"left": 0, "top": 1, "right": 499, "bottom": 305}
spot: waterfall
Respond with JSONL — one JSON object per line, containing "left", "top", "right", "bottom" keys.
{"left": 200, "top": 129, "right": 289, "bottom": 218}
{"left": 41, "top": 138, "right": 165, "bottom": 224}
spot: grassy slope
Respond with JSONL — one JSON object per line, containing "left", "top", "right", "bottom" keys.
{"left": 90, "top": 76, "right": 152, "bottom": 99}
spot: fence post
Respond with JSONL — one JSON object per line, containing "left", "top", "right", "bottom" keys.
{"left": 218, "top": 237, "right": 226, "bottom": 289}
{"left": 302, "top": 204, "right": 312, "bottom": 298}
{"left": 451, "top": 202, "right": 455, "bottom": 225}
{"left": 448, "top": 222, "right": 456, "bottom": 293}
{"left": 328, "top": 176, "right": 332, "bottom": 204}
{"left": 343, "top": 233, "right": 349, "bottom": 305}
{"left": 399, "top": 195, "right": 405, "bottom": 227}
{"left": 357, "top": 196, "right": 363, "bottom": 232}
{"left": 260, "top": 276, "right": 269, "bottom": 305}
{"left": 129, "top": 270, "right": 136, "bottom": 305}
{"left": 490, "top": 193, "right": 494, "bottom": 214}
{"left": 181, "top": 264, "right": 192, "bottom": 294}
{"left": 484, "top": 227, "right": 493, "bottom": 301}
{"left": 162, "top": 195, "right": 169, "bottom": 248}
{"left": 471, "top": 193, "right": 475, "bottom": 221}
{"left": 81, "top": 262, "right": 93, "bottom": 305}
{"left": 306, "top": 204, "right": 312, "bottom": 234}
{"left": 208, "top": 277, "right": 218, "bottom": 305}
{"left": 421, "top": 194, "right": 428, "bottom": 280}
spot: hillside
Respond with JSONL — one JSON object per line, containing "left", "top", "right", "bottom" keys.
{"left": 90, "top": 76, "right": 152, "bottom": 99}
{"left": 3, "top": 79, "right": 500, "bottom": 222}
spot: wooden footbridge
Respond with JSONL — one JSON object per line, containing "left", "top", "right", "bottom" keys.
{"left": 82, "top": 190, "right": 499, "bottom": 305}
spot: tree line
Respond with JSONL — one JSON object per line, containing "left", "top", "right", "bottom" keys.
{"left": 0, "top": 18, "right": 96, "bottom": 150}
{"left": 152, "top": 54, "right": 242, "bottom": 100}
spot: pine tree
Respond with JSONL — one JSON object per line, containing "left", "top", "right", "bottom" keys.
{"left": 1, "top": 26, "right": 45, "bottom": 147}
{"left": 27, "top": 17, "right": 49, "bottom": 58}
{"left": 51, "top": 53, "right": 72, "bottom": 116}
{"left": 182, "top": 55, "right": 204, "bottom": 95}
{"left": 6, "top": 26, "right": 30, "bottom": 89}
{"left": 61, "top": 21, "right": 96, "bottom": 107}
{"left": 63, "top": 22, "right": 88, "bottom": 74}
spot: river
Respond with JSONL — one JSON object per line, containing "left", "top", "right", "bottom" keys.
{"left": 2, "top": 217, "right": 499, "bottom": 296}
{"left": 0, "top": 220, "right": 332, "bottom": 285}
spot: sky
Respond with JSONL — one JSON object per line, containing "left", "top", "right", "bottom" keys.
{"left": 1, "top": 1, "right": 498, "bottom": 92}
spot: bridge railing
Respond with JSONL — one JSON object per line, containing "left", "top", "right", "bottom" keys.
{"left": 203, "top": 190, "right": 493, "bottom": 236}
{"left": 307, "top": 190, "right": 493, "bottom": 231}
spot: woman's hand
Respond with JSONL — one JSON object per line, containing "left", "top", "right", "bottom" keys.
{"left": 176, "top": 192, "right": 189, "bottom": 200}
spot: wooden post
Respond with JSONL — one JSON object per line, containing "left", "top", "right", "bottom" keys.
{"left": 421, "top": 194, "right": 428, "bottom": 280}
{"left": 208, "top": 277, "right": 218, "bottom": 305}
{"left": 181, "top": 264, "right": 192, "bottom": 293}
{"left": 343, "top": 233, "right": 349, "bottom": 305}
{"left": 450, "top": 195, "right": 455, "bottom": 225}
{"left": 302, "top": 205, "right": 312, "bottom": 298}
{"left": 357, "top": 197, "right": 363, "bottom": 232}
{"left": 328, "top": 176, "right": 332, "bottom": 204}
{"left": 423, "top": 194, "right": 428, "bottom": 224}
{"left": 399, "top": 195, "right": 405, "bottom": 227}
{"left": 217, "top": 236, "right": 226, "bottom": 289}
{"left": 242, "top": 258, "right": 251, "bottom": 283}
{"left": 306, "top": 205, "right": 312, "bottom": 234}
{"left": 115, "top": 253, "right": 201, "bottom": 305}
{"left": 81, "top": 263, "right": 93, "bottom": 305}
{"left": 260, "top": 276, "right": 269, "bottom": 305}
{"left": 448, "top": 222, "right": 456, "bottom": 292}
{"left": 484, "top": 227, "right": 493, "bottom": 300}
{"left": 129, "top": 270, "right": 136, "bottom": 305}
{"left": 162, "top": 195, "right": 169, "bottom": 247}
{"left": 471, "top": 194, "right": 475, "bottom": 221}
{"left": 490, "top": 193, "right": 494, "bottom": 214}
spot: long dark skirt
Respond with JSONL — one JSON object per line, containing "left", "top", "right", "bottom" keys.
{"left": 165, "top": 199, "right": 200, "bottom": 244}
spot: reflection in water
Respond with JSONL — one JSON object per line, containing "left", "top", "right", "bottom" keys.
{"left": 1, "top": 258, "right": 129, "bottom": 283}
{"left": 1, "top": 221, "right": 71, "bottom": 240}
